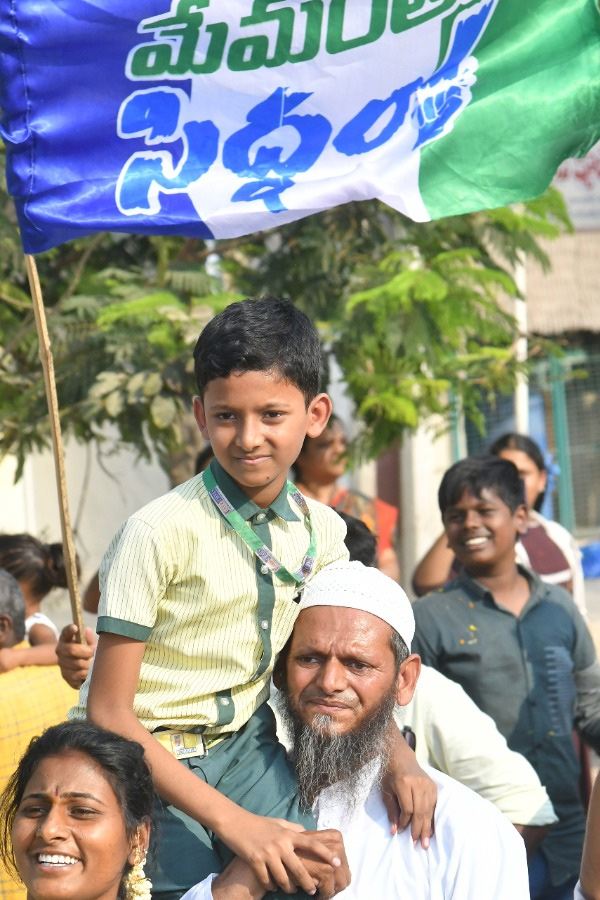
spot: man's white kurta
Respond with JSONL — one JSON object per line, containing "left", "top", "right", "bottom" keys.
{"left": 182, "top": 761, "right": 530, "bottom": 900}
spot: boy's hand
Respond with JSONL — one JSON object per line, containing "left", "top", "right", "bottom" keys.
{"left": 212, "top": 831, "right": 349, "bottom": 900}
{"left": 56, "top": 624, "right": 96, "bottom": 688}
{"left": 224, "top": 813, "right": 343, "bottom": 895}
{"left": 381, "top": 729, "right": 436, "bottom": 848}
{"left": 295, "top": 829, "right": 350, "bottom": 899}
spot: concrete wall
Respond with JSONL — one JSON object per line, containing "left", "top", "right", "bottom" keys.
{"left": 0, "top": 436, "right": 170, "bottom": 627}
{"left": 399, "top": 426, "right": 453, "bottom": 596}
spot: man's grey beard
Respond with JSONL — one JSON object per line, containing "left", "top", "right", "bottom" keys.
{"left": 278, "top": 684, "right": 398, "bottom": 812}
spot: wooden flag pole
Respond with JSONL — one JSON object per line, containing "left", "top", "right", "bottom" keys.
{"left": 24, "top": 254, "right": 86, "bottom": 643}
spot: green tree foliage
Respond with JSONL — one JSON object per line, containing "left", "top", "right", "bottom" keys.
{"left": 0, "top": 140, "right": 570, "bottom": 476}
{"left": 226, "top": 194, "right": 570, "bottom": 457}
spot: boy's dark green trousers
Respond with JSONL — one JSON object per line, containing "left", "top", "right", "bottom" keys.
{"left": 150, "top": 702, "right": 317, "bottom": 900}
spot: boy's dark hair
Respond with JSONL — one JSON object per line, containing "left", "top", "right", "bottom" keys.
{"left": 193, "top": 297, "right": 321, "bottom": 405}
{"left": 438, "top": 455, "right": 525, "bottom": 516}
{"left": 338, "top": 512, "right": 378, "bottom": 567}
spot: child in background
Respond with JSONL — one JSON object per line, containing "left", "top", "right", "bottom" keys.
{"left": 412, "top": 456, "right": 600, "bottom": 900}
{"left": 0, "top": 533, "right": 67, "bottom": 669}
{"left": 412, "top": 433, "right": 586, "bottom": 616}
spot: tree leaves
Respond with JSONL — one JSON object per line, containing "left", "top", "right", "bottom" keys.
{"left": 0, "top": 139, "right": 569, "bottom": 476}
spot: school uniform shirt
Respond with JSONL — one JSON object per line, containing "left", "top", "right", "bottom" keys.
{"left": 71, "top": 460, "right": 348, "bottom": 736}
{"left": 181, "top": 762, "right": 530, "bottom": 900}
{"left": 412, "top": 568, "right": 600, "bottom": 887}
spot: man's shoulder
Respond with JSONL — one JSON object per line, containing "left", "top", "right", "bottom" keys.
{"left": 426, "top": 764, "right": 482, "bottom": 803}
{"left": 426, "top": 765, "right": 518, "bottom": 835}
{"left": 360, "top": 762, "right": 522, "bottom": 852}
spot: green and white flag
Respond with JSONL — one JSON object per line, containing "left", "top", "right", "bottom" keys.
{"left": 1, "top": 0, "right": 599, "bottom": 252}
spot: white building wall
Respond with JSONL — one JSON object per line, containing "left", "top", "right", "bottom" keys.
{"left": 0, "top": 437, "right": 170, "bottom": 628}
{"left": 399, "top": 426, "right": 453, "bottom": 597}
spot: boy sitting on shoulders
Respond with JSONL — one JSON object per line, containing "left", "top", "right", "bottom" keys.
{"left": 70, "top": 296, "right": 433, "bottom": 900}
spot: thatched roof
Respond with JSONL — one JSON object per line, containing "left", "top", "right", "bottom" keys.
{"left": 525, "top": 232, "right": 600, "bottom": 335}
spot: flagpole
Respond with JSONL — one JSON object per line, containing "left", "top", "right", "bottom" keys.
{"left": 24, "top": 254, "right": 86, "bottom": 644}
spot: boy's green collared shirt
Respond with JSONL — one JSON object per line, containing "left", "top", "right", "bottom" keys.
{"left": 71, "top": 460, "right": 348, "bottom": 735}
{"left": 412, "top": 566, "right": 600, "bottom": 887}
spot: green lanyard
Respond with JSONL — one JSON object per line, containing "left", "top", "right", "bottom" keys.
{"left": 202, "top": 467, "right": 316, "bottom": 585}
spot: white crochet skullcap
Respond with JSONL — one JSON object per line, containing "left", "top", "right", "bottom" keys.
{"left": 300, "top": 561, "right": 415, "bottom": 649}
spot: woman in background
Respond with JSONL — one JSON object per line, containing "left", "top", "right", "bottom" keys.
{"left": 490, "top": 433, "right": 585, "bottom": 615}
{"left": 293, "top": 415, "right": 400, "bottom": 580}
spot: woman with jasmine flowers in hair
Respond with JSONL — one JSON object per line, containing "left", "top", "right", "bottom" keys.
{"left": 0, "top": 722, "right": 155, "bottom": 900}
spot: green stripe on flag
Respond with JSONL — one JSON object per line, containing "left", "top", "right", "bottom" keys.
{"left": 420, "top": 0, "right": 600, "bottom": 218}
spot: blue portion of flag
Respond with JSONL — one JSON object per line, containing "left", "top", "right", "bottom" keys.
{"left": 1, "top": 0, "right": 599, "bottom": 253}
{"left": 0, "top": 3, "right": 215, "bottom": 250}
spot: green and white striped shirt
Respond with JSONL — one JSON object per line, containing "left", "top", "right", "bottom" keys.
{"left": 72, "top": 461, "right": 348, "bottom": 735}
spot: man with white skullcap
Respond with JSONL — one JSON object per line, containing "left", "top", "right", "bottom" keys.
{"left": 183, "top": 561, "right": 530, "bottom": 900}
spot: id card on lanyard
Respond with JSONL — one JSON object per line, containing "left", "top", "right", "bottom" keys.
{"left": 202, "top": 466, "right": 316, "bottom": 586}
